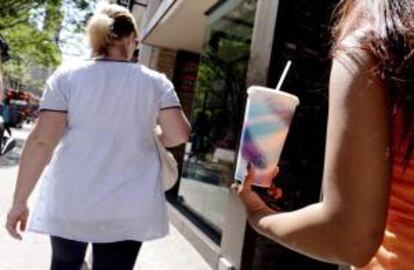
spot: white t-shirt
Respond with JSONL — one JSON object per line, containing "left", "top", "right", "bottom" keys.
{"left": 28, "top": 59, "right": 180, "bottom": 243}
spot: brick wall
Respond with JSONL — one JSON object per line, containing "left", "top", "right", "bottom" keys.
{"left": 156, "top": 48, "right": 177, "bottom": 80}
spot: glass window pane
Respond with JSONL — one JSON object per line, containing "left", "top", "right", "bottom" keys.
{"left": 178, "top": 0, "right": 257, "bottom": 233}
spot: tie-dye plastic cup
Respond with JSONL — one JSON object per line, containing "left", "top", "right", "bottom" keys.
{"left": 234, "top": 86, "right": 299, "bottom": 187}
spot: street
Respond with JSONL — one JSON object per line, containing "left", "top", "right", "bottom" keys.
{"left": 0, "top": 125, "right": 211, "bottom": 270}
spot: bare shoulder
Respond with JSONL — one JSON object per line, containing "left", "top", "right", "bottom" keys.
{"left": 334, "top": 49, "right": 377, "bottom": 78}
{"left": 330, "top": 46, "right": 385, "bottom": 109}
{"left": 334, "top": 28, "right": 379, "bottom": 80}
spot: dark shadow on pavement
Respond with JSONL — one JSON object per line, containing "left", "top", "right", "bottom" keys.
{"left": 0, "top": 138, "right": 25, "bottom": 167}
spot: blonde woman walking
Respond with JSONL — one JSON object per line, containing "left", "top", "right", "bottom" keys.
{"left": 6, "top": 4, "right": 191, "bottom": 270}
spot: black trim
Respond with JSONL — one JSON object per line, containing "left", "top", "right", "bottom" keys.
{"left": 88, "top": 58, "right": 136, "bottom": 64}
{"left": 205, "top": 0, "right": 228, "bottom": 16}
{"left": 133, "top": 0, "right": 148, "bottom": 8}
{"left": 222, "top": 16, "right": 254, "bottom": 28}
{"left": 160, "top": 105, "right": 181, "bottom": 111}
{"left": 39, "top": 109, "right": 68, "bottom": 114}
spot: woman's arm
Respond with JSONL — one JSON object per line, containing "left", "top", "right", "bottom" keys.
{"left": 6, "top": 111, "right": 67, "bottom": 239}
{"left": 158, "top": 108, "right": 191, "bottom": 147}
{"left": 238, "top": 52, "right": 390, "bottom": 267}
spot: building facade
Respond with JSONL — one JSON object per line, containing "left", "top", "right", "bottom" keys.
{"left": 120, "top": 0, "right": 343, "bottom": 269}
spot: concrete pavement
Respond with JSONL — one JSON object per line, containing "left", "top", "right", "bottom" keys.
{"left": 0, "top": 125, "right": 211, "bottom": 270}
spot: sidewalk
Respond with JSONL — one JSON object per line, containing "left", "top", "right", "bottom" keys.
{"left": 135, "top": 224, "right": 212, "bottom": 270}
{"left": 89, "top": 224, "right": 212, "bottom": 270}
{"left": 0, "top": 222, "right": 211, "bottom": 270}
{"left": 0, "top": 126, "right": 211, "bottom": 270}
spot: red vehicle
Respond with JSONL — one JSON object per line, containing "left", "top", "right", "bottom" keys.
{"left": 2, "top": 89, "right": 39, "bottom": 127}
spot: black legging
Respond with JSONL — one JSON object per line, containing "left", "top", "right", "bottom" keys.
{"left": 50, "top": 236, "right": 142, "bottom": 270}
{"left": 3, "top": 122, "right": 11, "bottom": 136}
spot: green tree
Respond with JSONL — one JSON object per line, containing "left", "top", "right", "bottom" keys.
{"left": 0, "top": 0, "right": 95, "bottom": 92}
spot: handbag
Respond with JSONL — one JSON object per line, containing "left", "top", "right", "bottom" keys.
{"left": 154, "top": 128, "right": 179, "bottom": 191}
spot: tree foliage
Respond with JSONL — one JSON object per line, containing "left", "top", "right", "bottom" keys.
{"left": 0, "top": 0, "right": 95, "bottom": 92}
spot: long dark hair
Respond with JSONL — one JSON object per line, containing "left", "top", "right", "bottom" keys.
{"left": 332, "top": 0, "right": 414, "bottom": 165}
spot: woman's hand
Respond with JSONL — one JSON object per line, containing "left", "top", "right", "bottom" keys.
{"left": 232, "top": 165, "right": 279, "bottom": 225}
{"left": 6, "top": 203, "right": 29, "bottom": 240}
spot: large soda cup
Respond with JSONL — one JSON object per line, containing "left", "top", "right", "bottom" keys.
{"left": 234, "top": 86, "right": 299, "bottom": 187}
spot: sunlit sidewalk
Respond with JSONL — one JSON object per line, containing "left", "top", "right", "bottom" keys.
{"left": 0, "top": 222, "right": 211, "bottom": 270}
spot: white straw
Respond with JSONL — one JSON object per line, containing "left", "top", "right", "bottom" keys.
{"left": 275, "top": 60, "right": 292, "bottom": 91}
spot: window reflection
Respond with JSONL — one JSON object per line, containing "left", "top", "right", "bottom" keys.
{"left": 178, "top": 0, "right": 257, "bottom": 233}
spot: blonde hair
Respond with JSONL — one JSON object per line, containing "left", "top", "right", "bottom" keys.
{"left": 87, "top": 4, "right": 138, "bottom": 56}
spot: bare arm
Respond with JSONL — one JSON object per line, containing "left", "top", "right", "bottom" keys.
{"left": 157, "top": 108, "right": 191, "bottom": 147}
{"left": 238, "top": 52, "right": 390, "bottom": 267}
{"left": 7, "top": 111, "right": 67, "bottom": 239}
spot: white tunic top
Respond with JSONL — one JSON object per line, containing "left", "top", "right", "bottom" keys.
{"left": 28, "top": 59, "right": 180, "bottom": 242}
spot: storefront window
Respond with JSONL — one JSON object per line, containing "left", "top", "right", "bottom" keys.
{"left": 178, "top": 0, "right": 257, "bottom": 235}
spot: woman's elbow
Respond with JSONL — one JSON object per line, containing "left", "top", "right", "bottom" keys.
{"left": 163, "top": 126, "right": 191, "bottom": 147}
{"left": 340, "top": 227, "right": 384, "bottom": 267}
{"left": 175, "top": 129, "right": 191, "bottom": 146}
{"left": 182, "top": 124, "right": 192, "bottom": 143}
